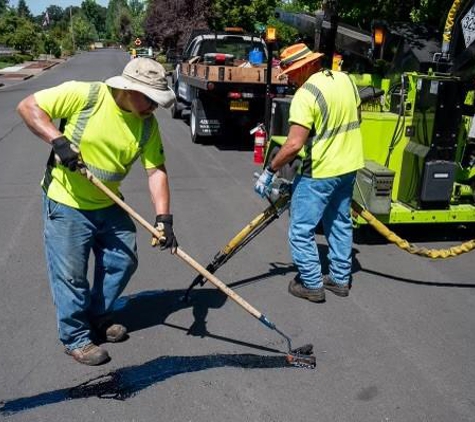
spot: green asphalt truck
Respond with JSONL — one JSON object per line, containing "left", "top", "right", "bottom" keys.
{"left": 267, "top": 0, "right": 475, "bottom": 230}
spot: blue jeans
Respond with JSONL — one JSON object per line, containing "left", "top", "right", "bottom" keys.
{"left": 289, "top": 173, "right": 356, "bottom": 289}
{"left": 42, "top": 194, "right": 138, "bottom": 351}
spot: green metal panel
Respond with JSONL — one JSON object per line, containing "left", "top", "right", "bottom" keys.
{"left": 353, "top": 201, "right": 475, "bottom": 225}
{"left": 359, "top": 111, "right": 413, "bottom": 200}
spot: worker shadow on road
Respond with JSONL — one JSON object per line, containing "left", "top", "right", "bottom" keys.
{"left": 351, "top": 241, "right": 475, "bottom": 288}
{"left": 217, "top": 247, "right": 363, "bottom": 291}
{"left": 111, "top": 288, "right": 282, "bottom": 354}
{"left": 0, "top": 353, "right": 289, "bottom": 416}
{"left": 226, "top": 261, "right": 298, "bottom": 290}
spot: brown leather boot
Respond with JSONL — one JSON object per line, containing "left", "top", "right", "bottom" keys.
{"left": 323, "top": 275, "right": 350, "bottom": 297}
{"left": 288, "top": 278, "right": 325, "bottom": 303}
{"left": 65, "top": 343, "right": 110, "bottom": 365}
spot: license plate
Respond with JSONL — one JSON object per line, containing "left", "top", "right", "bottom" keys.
{"left": 230, "top": 100, "right": 249, "bottom": 111}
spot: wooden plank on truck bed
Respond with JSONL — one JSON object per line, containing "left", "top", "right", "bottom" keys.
{"left": 181, "top": 62, "right": 287, "bottom": 85}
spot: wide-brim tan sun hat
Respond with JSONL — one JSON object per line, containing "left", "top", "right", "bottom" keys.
{"left": 105, "top": 58, "right": 176, "bottom": 108}
{"left": 279, "top": 43, "right": 324, "bottom": 75}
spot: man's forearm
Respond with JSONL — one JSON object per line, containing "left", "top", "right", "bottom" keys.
{"left": 147, "top": 166, "right": 170, "bottom": 215}
{"left": 270, "top": 141, "right": 302, "bottom": 171}
{"left": 269, "top": 124, "right": 309, "bottom": 172}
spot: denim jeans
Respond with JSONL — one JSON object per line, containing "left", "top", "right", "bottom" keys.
{"left": 289, "top": 173, "right": 356, "bottom": 289}
{"left": 42, "top": 194, "right": 138, "bottom": 351}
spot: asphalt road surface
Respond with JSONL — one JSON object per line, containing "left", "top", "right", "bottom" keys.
{"left": 0, "top": 49, "right": 474, "bottom": 422}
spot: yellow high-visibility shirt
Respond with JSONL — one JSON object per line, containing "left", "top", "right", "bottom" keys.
{"left": 289, "top": 70, "right": 364, "bottom": 178}
{"left": 35, "top": 81, "right": 165, "bottom": 210}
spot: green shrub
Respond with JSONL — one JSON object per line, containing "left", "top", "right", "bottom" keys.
{"left": 13, "top": 53, "right": 33, "bottom": 63}
{"left": 155, "top": 54, "right": 167, "bottom": 64}
{"left": 44, "top": 37, "right": 62, "bottom": 58}
{"left": 0, "top": 54, "right": 31, "bottom": 64}
{"left": 0, "top": 55, "right": 17, "bottom": 64}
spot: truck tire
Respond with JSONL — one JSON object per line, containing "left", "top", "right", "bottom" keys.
{"left": 190, "top": 99, "right": 206, "bottom": 144}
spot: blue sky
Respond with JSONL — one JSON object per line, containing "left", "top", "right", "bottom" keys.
{"left": 9, "top": 0, "right": 109, "bottom": 16}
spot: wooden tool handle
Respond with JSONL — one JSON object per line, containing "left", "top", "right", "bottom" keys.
{"left": 82, "top": 168, "right": 265, "bottom": 320}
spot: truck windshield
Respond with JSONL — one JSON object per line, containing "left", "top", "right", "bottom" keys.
{"left": 198, "top": 38, "right": 266, "bottom": 60}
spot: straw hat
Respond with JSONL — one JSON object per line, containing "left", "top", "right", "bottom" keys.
{"left": 279, "top": 43, "right": 324, "bottom": 75}
{"left": 105, "top": 58, "right": 175, "bottom": 108}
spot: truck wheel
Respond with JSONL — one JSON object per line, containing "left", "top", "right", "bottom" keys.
{"left": 170, "top": 101, "right": 181, "bottom": 119}
{"left": 190, "top": 99, "right": 206, "bottom": 144}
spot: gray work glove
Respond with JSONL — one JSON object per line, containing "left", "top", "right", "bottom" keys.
{"left": 52, "top": 135, "right": 80, "bottom": 171}
{"left": 152, "top": 214, "right": 178, "bottom": 252}
{"left": 254, "top": 166, "right": 276, "bottom": 198}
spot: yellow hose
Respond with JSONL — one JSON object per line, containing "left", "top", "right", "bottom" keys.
{"left": 442, "top": 0, "right": 464, "bottom": 54}
{"left": 351, "top": 200, "right": 475, "bottom": 258}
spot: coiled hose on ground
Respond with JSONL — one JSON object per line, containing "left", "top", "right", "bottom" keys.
{"left": 351, "top": 200, "right": 475, "bottom": 258}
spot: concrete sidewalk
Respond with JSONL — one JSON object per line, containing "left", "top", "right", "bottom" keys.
{"left": 0, "top": 58, "right": 65, "bottom": 87}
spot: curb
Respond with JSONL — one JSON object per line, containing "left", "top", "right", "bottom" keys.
{"left": 0, "top": 58, "right": 64, "bottom": 86}
{"left": 0, "top": 73, "right": 34, "bottom": 80}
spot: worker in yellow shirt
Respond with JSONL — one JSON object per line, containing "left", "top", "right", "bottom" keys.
{"left": 255, "top": 44, "right": 364, "bottom": 303}
{"left": 17, "top": 58, "right": 177, "bottom": 365}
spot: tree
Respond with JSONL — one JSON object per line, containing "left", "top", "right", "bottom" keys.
{"left": 43, "top": 33, "right": 61, "bottom": 57}
{"left": 81, "top": 0, "right": 107, "bottom": 38}
{"left": 45, "top": 5, "right": 64, "bottom": 24}
{"left": 105, "top": 0, "right": 130, "bottom": 41}
{"left": 0, "top": 14, "right": 37, "bottom": 53}
{"left": 118, "top": 10, "right": 133, "bottom": 45}
{"left": 73, "top": 13, "right": 98, "bottom": 48}
{"left": 145, "top": 0, "right": 211, "bottom": 51}
{"left": 0, "top": 0, "right": 9, "bottom": 16}
{"left": 319, "top": 0, "right": 453, "bottom": 31}
{"left": 129, "top": 0, "right": 145, "bottom": 38}
{"left": 211, "top": 0, "right": 276, "bottom": 32}
{"left": 17, "top": 0, "right": 32, "bottom": 19}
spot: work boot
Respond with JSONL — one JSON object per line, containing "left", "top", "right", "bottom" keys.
{"left": 288, "top": 278, "right": 325, "bottom": 303}
{"left": 323, "top": 275, "right": 349, "bottom": 297}
{"left": 65, "top": 342, "right": 110, "bottom": 366}
{"left": 94, "top": 319, "right": 128, "bottom": 343}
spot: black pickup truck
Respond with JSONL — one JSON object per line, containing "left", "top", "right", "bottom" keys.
{"left": 171, "top": 28, "right": 287, "bottom": 144}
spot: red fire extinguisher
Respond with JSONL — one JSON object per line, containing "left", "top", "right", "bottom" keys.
{"left": 250, "top": 123, "right": 267, "bottom": 165}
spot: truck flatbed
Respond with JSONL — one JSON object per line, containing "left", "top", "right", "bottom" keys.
{"left": 180, "top": 62, "right": 287, "bottom": 85}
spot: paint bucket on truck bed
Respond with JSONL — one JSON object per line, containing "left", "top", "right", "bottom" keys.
{"left": 249, "top": 48, "right": 263, "bottom": 65}
{"left": 204, "top": 53, "right": 234, "bottom": 65}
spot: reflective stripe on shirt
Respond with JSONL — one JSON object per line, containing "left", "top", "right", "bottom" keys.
{"left": 70, "top": 83, "right": 101, "bottom": 146}
{"left": 301, "top": 80, "right": 360, "bottom": 145}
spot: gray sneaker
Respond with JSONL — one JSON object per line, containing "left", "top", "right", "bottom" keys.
{"left": 65, "top": 342, "right": 110, "bottom": 366}
{"left": 288, "top": 278, "right": 325, "bottom": 303}
{"left": 323, "top": 275, "right": 349, "bottom": 297}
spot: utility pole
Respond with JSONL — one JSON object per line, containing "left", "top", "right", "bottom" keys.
{"left": 264, "top": 27, "right": 277, "bottom": 134}
{"left": 70, "top": 7, "right": 76, "bottom": 52}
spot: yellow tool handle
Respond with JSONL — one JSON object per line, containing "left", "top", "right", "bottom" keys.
{"left": 81, "top": 168, "right": 265, "bottom": 321}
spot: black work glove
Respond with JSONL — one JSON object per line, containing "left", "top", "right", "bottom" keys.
{"left": 152, "top": 214, "right": 178, "bottom": 252}
{"left": 52, "top": 135, "right": 80, "bottom": 171}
